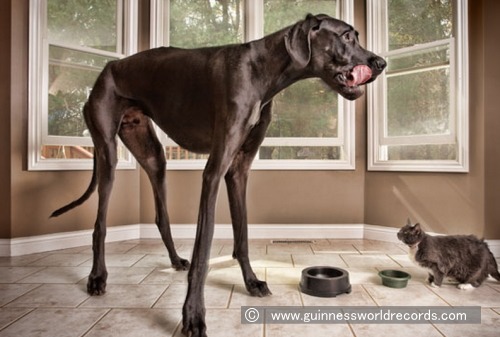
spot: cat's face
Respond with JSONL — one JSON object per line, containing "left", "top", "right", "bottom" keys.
{"left": 397, "top": 221, "right": 425, "bottom": 246}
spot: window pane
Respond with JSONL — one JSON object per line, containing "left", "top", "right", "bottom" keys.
{"left": 41, "top": 145, "right": 130, "bottom": 161}
{"left": 169, "top": 0, "right": 244, "bottom": 47}
{"left": 48, "top": 46, "right": 118, "bottom": 137}
{"left": 387, "top": 68, "right": 450, "bottom": 137}
{"left": 387, "top": 44, "right": 449, "bottom": 74}
{"left": 263, "top": 0, "right": 338, "bottom": 160}
{"left": 388, "top": 0, "right": 452, "bottom": 50}
{"left": 165, "top": 146, "right": 209, "bottom": 160}
{"left": 386, "top": 144, "right": 457, "bottom": 161}
{"left": 267, "top": 79, "right": 339, "bottom": 138}
{"left": 264, "top": 0, "right": 337, "bottom": 32}
{"left": 47, "top": 0, "right": 120, "bottom": 52}
{"left": 260, "top": 146, "right": 342, "bottom": 160}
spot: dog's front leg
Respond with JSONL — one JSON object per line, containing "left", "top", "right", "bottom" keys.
{"left": 225, "top": 103, "right": 272, "bottom": 297}
{"left": 182, "top": 131, "right": 245, "bottom": 337}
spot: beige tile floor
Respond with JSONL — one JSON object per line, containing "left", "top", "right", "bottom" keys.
{"left": 0, "top": 238, "right": 499, "bottom": 336}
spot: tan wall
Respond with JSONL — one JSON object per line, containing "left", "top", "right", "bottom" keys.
{"left": 483, "top": 0, "right": 500, "bottom": 238}
{"left": 3, "top": 0, "right": 500, "bottom": 240}
{"left": 0, "top": 0, "right": 12, "bottom": 238}
{"left": 364, "top": 0, "right": 500, "bottom": 239}
{"left": 6, "top": 0, "right": 141, "bottom": 238}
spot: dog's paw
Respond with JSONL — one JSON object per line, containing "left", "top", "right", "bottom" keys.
{"left": 172, "top": 257, "right": 190, "bottom": 271}
{"left": 87, "top": 273, "right": 107, "bottom": 295}
{"left": 246, "top": 279, "right": 272, "bottom": 297}
{"left": 457, "top": 283, "right": 475, "bottom": 290}
{"left": 182, "top": 303, "right": 207, "bottom": 337}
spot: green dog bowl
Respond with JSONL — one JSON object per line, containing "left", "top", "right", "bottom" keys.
{"left": 378, "top": 270, "right": 411, "bottom": 288}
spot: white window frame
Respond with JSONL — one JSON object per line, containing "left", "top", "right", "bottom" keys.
{"left": 150, "top": 0, "right": 356, "bottom": 170}
{"left": 28, "top": 0, "right": 138, "bottom": 170}
{"left": 367, "top": 0, "right": 469, "bottom": 172}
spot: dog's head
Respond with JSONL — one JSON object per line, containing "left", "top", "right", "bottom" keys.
{"left": 285, "top": 14, "right": 386, "bottom": 100}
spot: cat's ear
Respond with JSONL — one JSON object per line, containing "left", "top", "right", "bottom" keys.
{"left": 413, "top": 223, "right": 421, "bottom": 230}
{"left": 406, "top": 218, "right": 412, "bottom": 226}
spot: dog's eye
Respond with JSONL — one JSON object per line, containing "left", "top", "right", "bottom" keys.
{"left": 342, "top": 32, "right": 353, "bottom": 43}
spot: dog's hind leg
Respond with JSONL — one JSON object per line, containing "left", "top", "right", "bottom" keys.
{"left": 82, "top": 65, "right": 130, "bottom": 295}
{"left": 225, "top": 103, "right": 272, "bottom": 297}
{"left": 118, "top": 108, "right": 189, "bottom": 270}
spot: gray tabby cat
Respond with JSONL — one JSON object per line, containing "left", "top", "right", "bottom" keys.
{"left": 397, "top": 219, "right": 500, "bottom": 290}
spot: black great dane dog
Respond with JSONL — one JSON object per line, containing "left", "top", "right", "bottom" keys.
{"left": 51, "top": 14, "right": 386, "bottom": 337}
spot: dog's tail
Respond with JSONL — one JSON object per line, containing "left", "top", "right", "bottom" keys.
{"left": 50, "top": 155, "right": 98, "bottom": 218}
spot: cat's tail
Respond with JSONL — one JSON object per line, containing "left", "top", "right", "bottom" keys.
{"left": 488, "top": 251, "right": 500, "bottom": 281}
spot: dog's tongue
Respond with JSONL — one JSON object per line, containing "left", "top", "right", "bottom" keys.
{"left": 346, "top": 65, "right": 372, "bottom": 87}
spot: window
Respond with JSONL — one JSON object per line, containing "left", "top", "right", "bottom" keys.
{"left": 28, "top": 0, "right": 138, "bottom": 170}
{"left": 367, "top": 0, "right": 468, "bottom": 172}
{"left": 151, "top": 0, "right": 355, "bottom": 170}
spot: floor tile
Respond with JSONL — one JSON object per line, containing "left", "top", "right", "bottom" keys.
{"left": 80, "top": 284, "right": 167, "bottom": 308}
{"left": 363, "top": 284, "right": 448, "bottom": 306}
{"left": 266, "top": 323, "right": 354, "bottom": 337}
{"left": 127, "top": 243, "right": 171, "bottom": 255}
{"left": 292, "top": 253, "right": 348, "bottom": 269}
{"left": 219, "top": 243, "right": 268, "bottom": 256}
{"left": 17, "top": 267, "right": 89, "bottom": 284}
{"left": 207, "top": 267, "right": 265, "bottom": 285}
{"left": 0, "top": 253, "right": 48, "bottom": 267}
{"left": 0, "top": 284, "right": 40, "bottom": 306}
{"left": 133, "top": 254, "right": 172, "bottom": 268}
{"left": 174, "top": 308, "right": 264, "bottom": 337}
{"left": 353, "top": 241, "right": 407, "bottom": 255}
{"left": 0, "top": 267, "right": 45, "bottom": 283}
{"left": 0, "top": 308, "right": 108, "bottom": 337}
{"left": 350, "top": 322, "right": 443, "bottom": 337}
{"left": 313, "top": 242, "right": 359, "bottom": 254}
{"left": 246, "top": 254, "right": 294, "bottom": 268}
{"left": 85, "top": 308, "right": 181, "bottom": 337}
{"left": 28, "top": 253, "right": 91, "bottom": 267}
{"left": 341, "top": 254, "right": 400, "bottom": 268}
{"left": 80, "top": 254, "right": 145, "bottom": 267}
{"left": 301, "top": 285, "right": 377, "bottom": 306}
{"left": 0, "top": 308, "right": 32, "bottom": 330}
{"left": 434, "top": 308, "right": 500, "bottom": 337}
{"left": 267, "top": 243, "right": 313, "bottom": 255}
{"left": 266, "top": 268, "right": 303, "bottom": 285}
{"left": 428, "top": 283, "right": 500, "bottom": 307}
{"left": 344, "top": 267, "right": 381, "bottom": 284}
{"left": 6, "top": 284, "right": 89, "bottom": 308}
{"left": 1, "top": 237, "right": 497, "bottom": 337}
{"left": 387, "top": 254, "right": 415, "bottom": 267}
{"left": 229, "top": 284, "right": 302, "bottom": 308}
{"left": 141, "top": 268, "right": 189, "bottom": 284}
{"left": 101, "top": 267, "right": 155, "bottom": 284}
{"left": 154, "top": 283, "right": 232, "bottom": 309}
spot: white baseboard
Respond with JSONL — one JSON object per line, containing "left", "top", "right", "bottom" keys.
{"left": 1, "top": 224, "right": 499, "bottom": 257}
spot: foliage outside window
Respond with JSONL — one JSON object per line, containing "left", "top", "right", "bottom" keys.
{"left": 152, "top": 0, "right": 355, "bottom": 170}
{"left": 28, "top": 0, "right": 137, "bottom": 170}
{"left": 367, "top": 0, "right": 469, "bottom": 172}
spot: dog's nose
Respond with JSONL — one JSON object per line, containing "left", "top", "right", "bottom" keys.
{"left": 372, "top": 57, "right": 387, "bottom": 71}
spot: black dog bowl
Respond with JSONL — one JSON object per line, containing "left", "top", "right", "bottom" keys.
{"left": 300, "top": 266, "right": 351, "bottom": 297}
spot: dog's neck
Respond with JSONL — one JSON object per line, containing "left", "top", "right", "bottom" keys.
{"left": 249, "top": 31, "right": 312, "bottom": 102}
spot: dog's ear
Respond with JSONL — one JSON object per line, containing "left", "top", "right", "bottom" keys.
{"left": 285, "top": 14, "right": 322, "bottom": 68}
